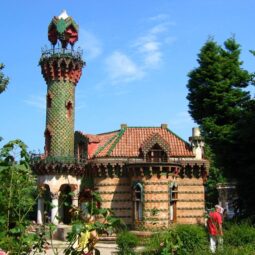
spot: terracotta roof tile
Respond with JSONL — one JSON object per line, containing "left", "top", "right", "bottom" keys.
{"left": 81, "top": 131, "right": 120, "bottom": 159}
{"left": 80, "top": 127, "right": 194, "bottom": 158}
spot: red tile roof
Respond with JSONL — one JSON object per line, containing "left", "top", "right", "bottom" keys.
{"left": 79, "top": 127, "right": 194, "bottom": 159}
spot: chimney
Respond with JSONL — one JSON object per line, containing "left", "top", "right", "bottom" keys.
{"left": 121, "top": 124, "right": 127, "bottom": 129}
{"left": 161, "top": 124, "right": 168, "bottom": 129}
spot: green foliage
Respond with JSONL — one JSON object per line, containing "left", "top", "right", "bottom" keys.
{"left": 186, "top": 36, "right": 255, "bottom": 215}
{"left": 224, "top": 221, "right": 255, "bottom": 248}
{"left": 116, "top": 231, "right": 139, "bottom": 255}
{"left": 204, "top": 146, "right": 225, "bottom": 208}
{"left": 144, "top": 225, "right": 208, "bottom": 255}
{"left": 0, "top": 139, "right": 39, "bottom": 253}
{"left": 175, "top": 224, "right": 208, "bottom": 254}
{"left": 143, "top": 223, "right": 255, "bottom": 255}
{"left": 64, "top": 191, "right": 125, "bottom": 255}
{"left": 0, "top": 63, "right": 9, "bottom": 93}
{"left": 187, "top": 37, "right": 251, "bottom": 168}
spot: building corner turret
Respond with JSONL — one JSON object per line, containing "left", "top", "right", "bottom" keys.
{"left": 189, "top": 127, "right": 204, "bottom": 160}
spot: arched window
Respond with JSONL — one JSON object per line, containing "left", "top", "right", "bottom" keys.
{"left": 133, "top": 183, "right": 143, "bottom": 222}
{"left": 146, "top": 144, "right": 168, "bottom": 162}
{"left": 45, "top": 129, "right": 52, "bottom": 156}
{"left": 169, "top": 182, "right": 178, "bottom": 223}
{"left": 66, "top": 101, "right": 73, "bottom": 120}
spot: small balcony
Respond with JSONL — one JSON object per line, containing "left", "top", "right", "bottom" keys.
{"left": 40, "top": 47, "right": 83, "bottom": 62}
{"left": 30, "top": 153, "right": 86, "bottom": 165}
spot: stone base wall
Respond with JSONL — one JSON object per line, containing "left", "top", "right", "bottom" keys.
{"left": 94, "top": 174, "right": 205, "bottom": 228}
{"left": 177, "top": 178, "right": 205, "bottom": 224}
{"left": 94, "top": 177, "right": 132, "bottom": 225}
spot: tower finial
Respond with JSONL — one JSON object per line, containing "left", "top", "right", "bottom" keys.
{"left": 58, "top": 10, "right": 69, "bottom": 20}
{"left": 48, "top": 11, "right": 79, "bottom": 48}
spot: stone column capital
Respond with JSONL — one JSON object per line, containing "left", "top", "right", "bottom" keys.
{"left": 51, "top": 191, "right": 59, "bottom": 200}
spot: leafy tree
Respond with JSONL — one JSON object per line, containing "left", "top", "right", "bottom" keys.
{"left": 187, "top": 37, "right": 254, "bottom": 214}
{"left": 232, "top": 98, "right": 255, "bottom": 215}
{"left": 0, "top": 63, "right": 9, "bottom": 93}
{"left": 0, "top": 140, "right": 39, "bottom": 253}
{"left": 204, "top": 146, "right": 225, "bottom": 209}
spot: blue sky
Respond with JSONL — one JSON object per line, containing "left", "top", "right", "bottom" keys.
{"left": 0, "top": 0, "right": 254, "bottom": 153}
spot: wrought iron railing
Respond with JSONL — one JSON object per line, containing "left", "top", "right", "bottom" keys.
{"left": 40, "top": 47, "right": 83, "bottom": 61}
{"left": 30, "top": 153, "right": 86, "bottom": 165}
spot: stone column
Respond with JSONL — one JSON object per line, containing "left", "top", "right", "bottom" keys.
{"left": 37, "top": 197, "right": 44, "bottom": 225}
{"left": 51, "top": 192, "right": 59, "bottom": 225}
{"left": 71, "top": 184, "right": 79, "bottom": 208}
{"left": 72, "top": 192, "right": 79, "bottom": 208}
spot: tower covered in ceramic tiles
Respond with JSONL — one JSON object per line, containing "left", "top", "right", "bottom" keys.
{"left": 40, "top": 10, "right": 84, "bottom": 157}
{"left": 35, "top": 11, "right": 85, "bottom": 226}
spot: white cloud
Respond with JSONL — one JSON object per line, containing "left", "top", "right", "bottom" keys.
{"left": 149, "top": 14, "right": 169, "bottom": 22}
{"left": 24, "top": 95, "right": 45, "bottom": 110}
{"left": 133, "top": 17, "right": 175, "bottom": 68}
{"left": 79, "top": 29, "right": 102, "bottom": 60}
{"left": 103, "top": 14, "right": 176, "bottom": 85}
{"left": 149, "top": 23, "right": 169, "bottom": 35}
{"left": 105, "top": 51, "right": 144, "bottom": 84}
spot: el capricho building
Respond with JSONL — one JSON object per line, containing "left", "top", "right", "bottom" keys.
{"left": 33, "top": 11, "right": 209, "bottom": 229}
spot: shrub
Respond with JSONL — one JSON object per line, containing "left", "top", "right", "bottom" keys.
{"left": 142, "top": 223, "right": 255, "bottom": 255}
{"left": 224, "top": 222, "right": 255, "bottom": 248}
{"left": 143, "top": 225, "right": 209, "bottom": 255}
{"left": 175, "top": 224, "right": 208, "bottom": 254}
{"left": 116, "top": 231, "right": 139, "bottom": 255}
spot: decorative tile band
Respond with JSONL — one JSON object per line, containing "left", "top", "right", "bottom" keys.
{"left": 177, "top": 215, "right": 204, "bottom": 218}
{"left": 178, "top": 207, "right": 204, "bottom": 210}
{"left": 106, "top": 207, "right": 132, "bottom": 211}
{"left": 96, "top": 183, "right": 130, "bottom": 187}
{"left": 178, "top": 183, "right": 203, "bottom": 186}
{"left": 103, "top": 199, "right": 131, "bottom": 202}
{"left": 144, "top": 209, "right": 168, "bottom": 212}
{"left": 144, "top": 218, "right": 169, "bottom": 221}
{"left": 144, "top": 191, "right": 169, "bottom": 194}
{"left": 144, "top": 181, "right": 169, "bottom": 185}
{"left": 144, "top": 200, "right": 169, "bottom": 203}
{"left": 98, "top": 191, "right": 130, "bottom": 194}
{"left": 178, "top": 199, "right": 204, "bottom": 202}
{"left": 178, "top": 191, "right": 204, "bottom": 194}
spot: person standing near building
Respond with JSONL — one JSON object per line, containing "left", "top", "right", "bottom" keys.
{"left": 207, "top": 205, "right": 223, "bottom": 253}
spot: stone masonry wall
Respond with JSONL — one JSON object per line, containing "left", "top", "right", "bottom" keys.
{"left": 94, "top": 177, "right": 132, "bottom": 225}
{"left": 94, "top": 174, "right": 205, "bottom": 228}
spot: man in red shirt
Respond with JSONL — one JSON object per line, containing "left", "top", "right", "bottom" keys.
{"left": 207, "top": 205, "right": 223, "bottom": 253}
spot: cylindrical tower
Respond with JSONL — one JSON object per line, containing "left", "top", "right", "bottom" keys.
{"left": 39, "top": 10, "right": 85, "bottom": 157}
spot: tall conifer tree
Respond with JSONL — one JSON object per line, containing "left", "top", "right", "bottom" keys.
{"left": 187, "top": 37, "right": 254, "bottom": 214}
{"left": 187, "top": 37, "right": 250, "bottom": 173}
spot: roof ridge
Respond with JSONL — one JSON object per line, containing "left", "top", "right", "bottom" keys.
{"left": 93, "top": 132, "right": 120, "bottom": 157}
{"left": 166, "top": 128, "right": 191, "bottom": 146}
{"left": 127, "top": 126, "right": 162, "bottom": 128}
{"left": 106, "top": 127, "right": 127, "bottom": 156}
{"left": 96, "top": 130, "right": 120, "bottom": 135}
